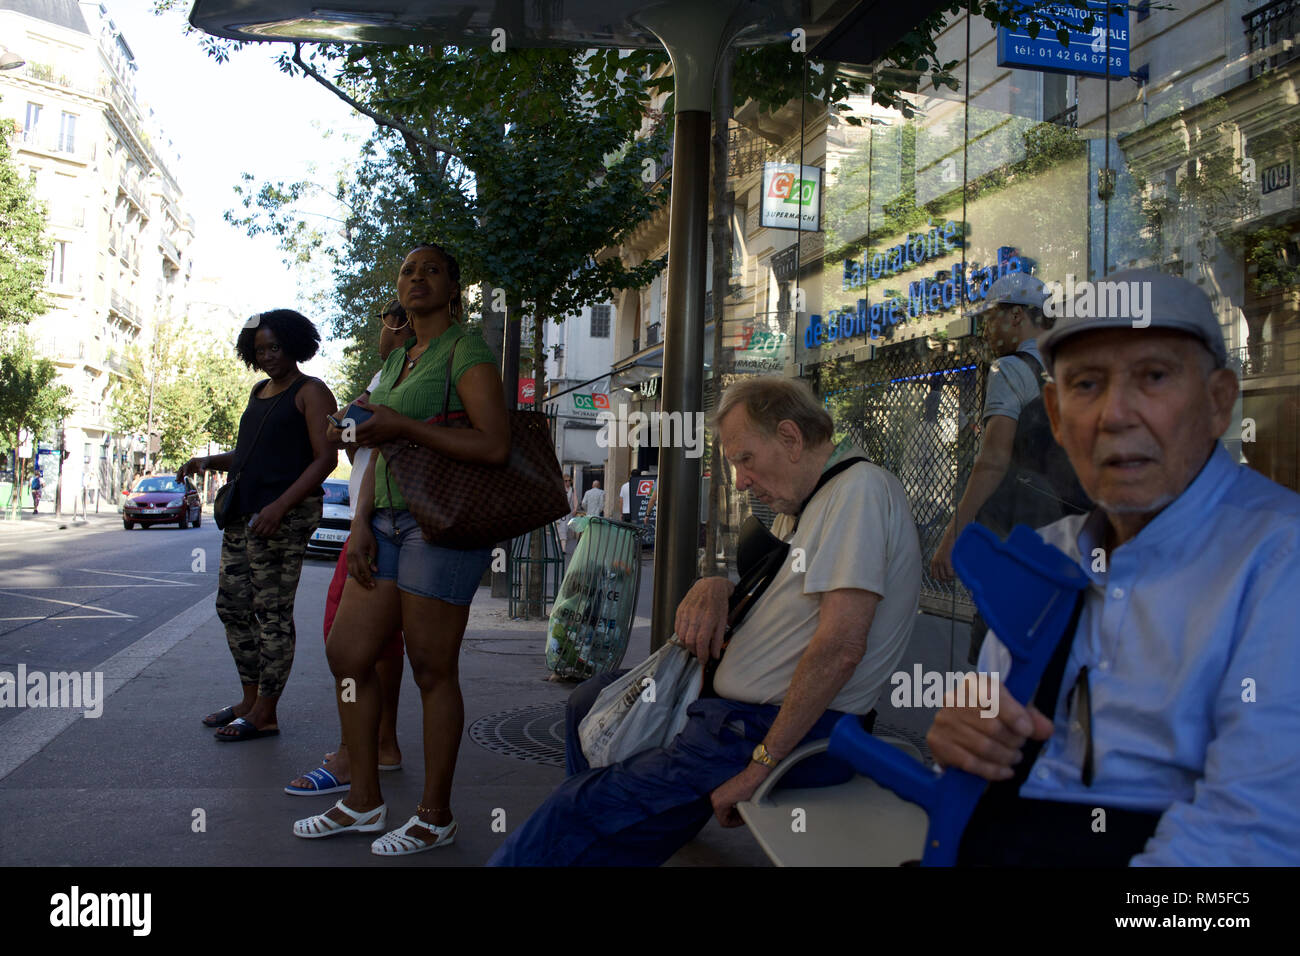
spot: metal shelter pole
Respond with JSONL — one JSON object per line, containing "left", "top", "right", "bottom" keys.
{"left": 636, "top": 2, "right": 754, "bottom": 651}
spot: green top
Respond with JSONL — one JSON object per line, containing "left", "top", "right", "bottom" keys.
{"left": 368, "top": 323, "right": 497, "bottom": 511}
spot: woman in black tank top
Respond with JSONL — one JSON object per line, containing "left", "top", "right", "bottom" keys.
{"left": 178, "top": 310, "right": 339, "bottom": 742}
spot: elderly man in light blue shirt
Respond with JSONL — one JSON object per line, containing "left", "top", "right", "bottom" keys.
{"left": 929, "top": 269, "right": 1300, "bottom": 865}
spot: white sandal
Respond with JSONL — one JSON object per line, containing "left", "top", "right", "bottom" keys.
{"left": 293, "top": 799, "right": 387, "bottom": 839}
{"left": 370, "top": 815, "right": 457, "bottom": 856}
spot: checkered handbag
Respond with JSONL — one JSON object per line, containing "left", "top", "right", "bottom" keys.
{"left": 379, "top": 337, "right": 570, "bottom": 550}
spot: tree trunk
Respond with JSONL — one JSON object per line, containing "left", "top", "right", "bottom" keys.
{"left": 705, "top": 46, "right": 734, "bottom": 575}
{"left": 524, "top": 308, "right": 549, "bottom": 619}
{"left": 11, "top": 452, "right": 27, "bottom": 520}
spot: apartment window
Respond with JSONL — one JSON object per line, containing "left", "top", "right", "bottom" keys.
{"left": 590, "top": 304, "right": 611, "bottom": 338}
{"left": 1043, "top": 74, "right": 1069, "bottom": 124}
{"left": 58, "top": 111, "right": 77, "bottom": 153}
{"left": 24, "top": 102, "right": 41, "bottom": 140}
{"left": 47, "top": 241, "right": 68, "bottom": 285}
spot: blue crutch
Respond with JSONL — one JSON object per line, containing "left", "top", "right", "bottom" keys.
{"left": 826, "top": 523, "right": 1089, "bottom": 865}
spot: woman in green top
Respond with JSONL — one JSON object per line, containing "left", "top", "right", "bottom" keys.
{"left": 293, "top": 243, "right": 510, "bottom": 855}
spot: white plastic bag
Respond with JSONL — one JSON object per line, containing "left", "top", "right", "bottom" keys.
{"left": 579, "top": 639, "right": 702, "bottom": 768}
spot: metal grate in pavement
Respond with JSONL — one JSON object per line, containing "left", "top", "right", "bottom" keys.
{"left": 468, "top": 703, "right": 567, "bottom": 767}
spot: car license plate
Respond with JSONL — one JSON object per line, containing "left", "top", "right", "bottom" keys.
{"left": 144, "top": 509, "right": 163, "bottom": 515}
{"left": 314, "top": 529, "right": 347, "bottom": 543}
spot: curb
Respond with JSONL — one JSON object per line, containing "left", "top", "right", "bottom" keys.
{"left": 0, "top": 594, "right": 218, "bottom": 781}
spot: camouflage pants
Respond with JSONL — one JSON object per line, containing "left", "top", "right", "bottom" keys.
{"left": 215, "top": 496, "right": 322, "bottom": 698}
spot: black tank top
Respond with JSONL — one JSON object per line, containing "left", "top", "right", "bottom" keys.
{"left": 230, "top": 375, "right": 317, "bottom": 518}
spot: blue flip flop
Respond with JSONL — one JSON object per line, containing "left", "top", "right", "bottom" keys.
{"left": 284, "top": 766, "right": 349, "bottom": 796}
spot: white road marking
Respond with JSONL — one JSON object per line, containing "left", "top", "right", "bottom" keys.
{"left": 75, "top": 569, "right": 198, "bottom": 585}
{"left": 0, "top": 595, "right": 217, "bottom": 781}
{"left": 0, "top": 590, "right": 136, "bottom": 619}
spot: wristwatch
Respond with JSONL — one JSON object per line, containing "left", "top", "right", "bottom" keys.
{"left": 751, "top": 743, "right": 779, "bottom": 769}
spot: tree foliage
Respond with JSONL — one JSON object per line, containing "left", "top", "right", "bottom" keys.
{"left": 217, "top": 43, "right": 673, "bottom": 401}
{"left": 0, "top": 114, "right": 51, "bottom": 329}
{"left": 0, "top": 330, "right": 73, "bottom": 515}
{"left": 109, "top": 321, "right": 256, "bottom": 469}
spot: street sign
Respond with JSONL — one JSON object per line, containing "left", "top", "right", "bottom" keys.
{"left": 997, "top": 3, "right": 1129, "bottom": 78}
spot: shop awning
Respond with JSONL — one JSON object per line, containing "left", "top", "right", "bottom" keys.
{"left": 187, "top": 0, "right": 816, "bottom": 47}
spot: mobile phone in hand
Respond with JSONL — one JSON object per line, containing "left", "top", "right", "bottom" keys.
{"left": 329, "top": 402, "right": 375, "bottom": 430}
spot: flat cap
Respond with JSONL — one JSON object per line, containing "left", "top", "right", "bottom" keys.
{"left": 1038, "top": 268, "right": 1227, "bottom": 369}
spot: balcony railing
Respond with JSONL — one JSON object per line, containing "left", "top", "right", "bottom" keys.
{"left": 109, "top": 291, "right": 142, "bottom": 328}
{"left": 645, "top": 118, "right": 673, "bottom": 185}
{"left": 160, "top": 234, "right": 182, "bottom": 268}
{"left": 729, "top": 126, "right": 767, "bottom": 178}
{"left": 1235, "top": 342, "right": 1298, "bottom": 377}
{"left": 1246, "top": 0, "right": 1300, "bottom": 79}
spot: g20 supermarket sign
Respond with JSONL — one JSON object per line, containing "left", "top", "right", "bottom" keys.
{"left": 762, "top": 163, "right": 822, "bottom": 232}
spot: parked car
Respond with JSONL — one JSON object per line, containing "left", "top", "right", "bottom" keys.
{"left": 123, "top": 475, "right": 202, "bottom": 529}
{"left": 306, "top": 479, "right": 351, "bottom": 557}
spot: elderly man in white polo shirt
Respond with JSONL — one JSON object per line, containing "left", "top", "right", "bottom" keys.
{"left": 490, "top": 376, "right": 923, "bottom": 866}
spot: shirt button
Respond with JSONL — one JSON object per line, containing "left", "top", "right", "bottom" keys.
{"left": 1111, "top": 587, "right": 1125, "bottom": 599}
{"left": 1037, "top": 767, "right": 1050, "bottom": 780}
{"left": 1098, "top": 659, "right": 1111, "bottom": 672}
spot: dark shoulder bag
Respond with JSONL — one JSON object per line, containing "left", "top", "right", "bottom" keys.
{"left": 380, "top": 334, "right": 570, "bottom": 549}
{"left": 213, "top": 382, "right": 288, "bottom": 530}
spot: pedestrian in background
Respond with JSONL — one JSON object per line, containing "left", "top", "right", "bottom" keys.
{"left": 929, "top": 272, "right": 1089, "bottom": 664}
{"left": 180, "top": 309, "right": 338, "bottom": 743}
{"left": 581, "top": 479, "right": 605, "bottom": 518}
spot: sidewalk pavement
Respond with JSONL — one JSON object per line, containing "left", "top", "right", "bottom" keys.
{"left": 0, "top": 508, "right": 127, "bottom": 539}
{"left": 0, "top": 554, "right": 773, "bottom": 866}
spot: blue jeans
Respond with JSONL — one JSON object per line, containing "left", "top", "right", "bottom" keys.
{"left": 487, "top": 672, "right": 863, "bottom": 866}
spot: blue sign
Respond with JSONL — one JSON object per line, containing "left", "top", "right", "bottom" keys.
{"left": 843, "top": 220, "right": 963, "bottom": 290}
{"left": 807, "top": 247, "right": 1030, "bottom": 350}
{"left": 997, "top": 2, "right": 1129, "bottom": 79}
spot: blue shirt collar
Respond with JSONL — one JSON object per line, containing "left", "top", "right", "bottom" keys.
{"left": 1077, "top": 442, "right": 1237, "bottom": 560}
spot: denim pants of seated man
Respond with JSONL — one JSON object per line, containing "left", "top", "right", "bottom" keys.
{"left": 487, "top": 671, "right": 864, "bottom": 866}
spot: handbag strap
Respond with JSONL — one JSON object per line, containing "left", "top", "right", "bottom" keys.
{"left": 437, "top": 330, "right": 464, "bottom": 424}
{"left": 230, "top": 377, "right": 295, "bottom": 482}
{"left": 792, "top": 455, "right": 869, "bottom": 532}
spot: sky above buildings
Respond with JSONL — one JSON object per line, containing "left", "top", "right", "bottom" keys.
{"left": 107, "top": 1, "right": 374, "bottom": 378}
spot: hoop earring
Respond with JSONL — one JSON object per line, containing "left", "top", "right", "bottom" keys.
{"left": 381, "top": 317, "right": 408, "bottom": 332}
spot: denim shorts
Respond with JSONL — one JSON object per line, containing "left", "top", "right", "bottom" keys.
{"left": 369, "top": 508, "right": 493, "bottom": 605}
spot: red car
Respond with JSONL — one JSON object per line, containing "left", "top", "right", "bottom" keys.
{"left": 123, "top": 475, "right": 203, "bottom": 529}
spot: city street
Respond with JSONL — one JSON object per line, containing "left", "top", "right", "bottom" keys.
{"left": 0, "top": 513, "right": 222, "bottom": 721}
